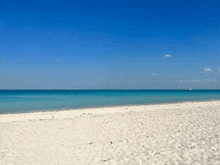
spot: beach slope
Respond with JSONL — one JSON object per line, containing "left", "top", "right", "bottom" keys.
{"left": 1, "top": 101, "right": 220, "bottom": 164}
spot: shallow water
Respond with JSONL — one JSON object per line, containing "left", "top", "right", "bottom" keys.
{"left": 0, "top": 90, "right": 220, "bottom": 114}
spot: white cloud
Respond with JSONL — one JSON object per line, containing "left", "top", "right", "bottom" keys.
{"left": 55, "top": 59, "right": 61, "bottom": 61}
{"left": 163, "top": 54, "right": 172, "bottom": 58}
{"left": 185, "top": 79, "right": 199, "bottom": 83}
{"left": 207, "top": 79, "right": 217, "bottom": 82}
{"left": 219, "top": 68, "right": 220, "bottom": 72}
{"left": 204, "top": 68, "right": 212, "bottom": 72}
{"left": 180, "top": 80, "right": 183, "bottom": 82}
{"left": 151, "top": 74, "right": 158, "bottom": 76}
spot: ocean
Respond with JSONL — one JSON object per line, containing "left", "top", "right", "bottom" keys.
{"left": 0, "top": 90, "right": 220, "bottom": 114}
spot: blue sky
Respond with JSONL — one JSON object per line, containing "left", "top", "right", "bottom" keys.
{"left": 0, "top": 0, "right": 220, "bottom": 89}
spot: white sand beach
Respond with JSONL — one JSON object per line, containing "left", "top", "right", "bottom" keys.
{"left": 1, "top": 100, "right": 220, "bottom": 164}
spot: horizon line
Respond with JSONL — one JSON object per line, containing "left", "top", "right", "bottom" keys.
{"left": 0, "top": 89, "right": 220, "bottom": 90}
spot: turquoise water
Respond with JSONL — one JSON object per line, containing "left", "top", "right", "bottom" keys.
{"left": 0, "top": 90, "right": 220, "bottom": 114}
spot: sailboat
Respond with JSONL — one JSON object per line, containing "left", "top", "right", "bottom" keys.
{"left": 189, "top": 88, "right": 192, "bottom": 90}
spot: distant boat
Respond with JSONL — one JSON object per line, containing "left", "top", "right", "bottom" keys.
{"left": 189, "top": 88, "right": 192, "bottom": 90}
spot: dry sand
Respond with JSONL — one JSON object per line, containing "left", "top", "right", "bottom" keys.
{"left": 1, "top": 100, "right": 220, "bottom": 165}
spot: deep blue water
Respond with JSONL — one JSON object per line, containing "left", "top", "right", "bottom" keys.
{"left": 0, "top": 90, "right": 220, "bottom": 114}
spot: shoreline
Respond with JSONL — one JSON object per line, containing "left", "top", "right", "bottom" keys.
{"left": 1, "top": 98, "right": 220, "bottom": 115}
{"left": 1, "top": 99, "right": 220, "bottom": 123}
